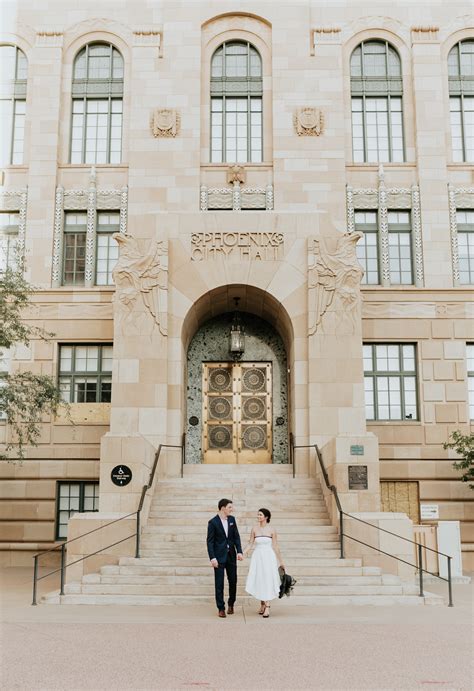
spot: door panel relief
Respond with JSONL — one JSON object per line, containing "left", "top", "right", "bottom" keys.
{"left": 203, "top": 362, "right": 272, "bottom": 464}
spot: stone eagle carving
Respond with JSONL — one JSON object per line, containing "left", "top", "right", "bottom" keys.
{"left": 308, "top": 232, "right": 363, "bottom": 335}
{"left": 112, "top": 234, "right": 168, "bottom": 336}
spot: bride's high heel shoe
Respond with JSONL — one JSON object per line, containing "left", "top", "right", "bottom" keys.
{"left": 258, "top": 601, "right": 266, "bottom": 615}
{"left": 262, "top": 605, "right": 270, "bottom": 618}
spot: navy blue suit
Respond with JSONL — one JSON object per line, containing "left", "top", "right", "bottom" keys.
{"left": 207, "top": 514, "right": 243, "bottom": 611}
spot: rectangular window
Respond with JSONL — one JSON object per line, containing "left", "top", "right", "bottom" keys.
{"left": 354, "top": 210, "right": 379, "bottom": 284}
{"left": 457, "top": 210, "right": 474, "bottom": 284}
{"left": 95, "top": 212, "right": 120, "bottom": 285}
{"left": 59, "top": 344, "right": 113, "bottom": 403}
{"left": 0, "top": 99, "right": 25, "bottom": 166}
{"left": 56, "top": 481, "right": 99, "bottom": 539}
{"left": 71, "top": 98, "right": 122, "bottom": 164}
{"left": 0, "top": 212, "right": 20, "bottom": 272}
{"left": 62, "top": 212, "right": 87, "bottom": 286}
{"left": 467, "top": 344, "right": 474, "bottom": 420}
{"left": 388, "top": 210, "right": 413, "bottom": 284}
{"left": 450, "top": 96, "right": 474, "bottom": 163}
{"left": 352, "top": 96, "right": 404, "bottom": 163}
{"left": 363, "top": 343, "right": 418, "bottom": 421}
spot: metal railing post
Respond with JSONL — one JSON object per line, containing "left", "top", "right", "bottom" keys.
{"left": 32, "top": 556, "right": 38, "bottom": 605}
{"left": 60, "top": 543, "right": 66, "bottom": 596}
{"left": 135, "top": 511, "right": 141, "bottom": 558}
{"left": 418, "top": 543, "right": 424, "bottom": 598}
{"left": 339, "top": 512, "right": 344, "bottom": 559}
{"left": 447, "top": 556, "right": 453, "bottom": 607}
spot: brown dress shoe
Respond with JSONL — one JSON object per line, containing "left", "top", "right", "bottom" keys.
{"left": 218, "top": 610, "right": 226, "bottom": 618}
{"left": 227, "top": 606, "right": 234, "bottom": 615}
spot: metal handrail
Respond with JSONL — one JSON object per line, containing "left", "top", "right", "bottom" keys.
{"left": 291, "top": 441, "right": 454, "bottom": 606}
{"left": 32, "top": 440, "right": 184, "bottom": 605}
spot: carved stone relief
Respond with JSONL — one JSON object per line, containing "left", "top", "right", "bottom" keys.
{"left": 294, "top": 108, "right": 324, "bottom": 136}
{"left": 112, "top": 234, "right": 168, "bottom": 336}
{"left": 151, "top": 108, "right": 180, "bottom": 138}
{"left": 308, "top": 233, "right": 363, "bottom": 336}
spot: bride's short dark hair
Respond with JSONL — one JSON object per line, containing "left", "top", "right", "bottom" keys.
{"left": 259, "top": 508, "right": 271, "bottom": 523}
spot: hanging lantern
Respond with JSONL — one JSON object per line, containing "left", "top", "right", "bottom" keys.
{"left": 229, "top": 298, "right": 245, "bottom": 360}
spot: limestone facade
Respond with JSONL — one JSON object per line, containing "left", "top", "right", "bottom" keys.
{"left": 0, "top": 1, "right": 473, "bottom": 571}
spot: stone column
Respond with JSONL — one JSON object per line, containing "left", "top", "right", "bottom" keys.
{"left": 411, "top": 29, "right": 451, "bottom": 288}
{"left": 26, "top": 31, "right": 64, "bottom": 287}
{"left": 307, "top": 233, "right": 380, "bottom": 511}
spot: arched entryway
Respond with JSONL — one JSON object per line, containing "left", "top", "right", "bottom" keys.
{"left": 181, "top": 285, "right": 294, "bottom": 465}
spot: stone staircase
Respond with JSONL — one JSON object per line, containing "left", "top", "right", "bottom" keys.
{"left": 43, "top": 465, "right": 443, "bottom": 606}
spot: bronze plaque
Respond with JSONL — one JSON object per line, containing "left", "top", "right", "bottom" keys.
{"left": 348, "top": 465, "right": 368, "bottom": 490}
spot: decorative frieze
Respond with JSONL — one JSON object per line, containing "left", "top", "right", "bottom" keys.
{"left": 411, "top": 26, "right": 439, "bottom": 43}
{"left": 411, "top": 184, "right": 424, "bottom": 287}
{"left": 35, "top": 30, "right": 63, "bottom": 47}
{"left": 85, "top": 170, "right": 97, "bottom": 287}
{"left": 151, "top": 108, "right": 180, "bottom": 138}
{"left": 200, "top": 184, "right": 274, "bottom": 212}
{"left": 378, "top": 167, "right": 390, "bottom": 287}
{"left": 52, "top": 186, "right": 64, "bottom": 287}
{"left": 293, "top": 108, "right": 324, "bottom": 136}
{"left": 311, "top": 27, "right": 341, "bottom": 54}
{"left": 133, "top": 28, "right": 162, "bottom": 56}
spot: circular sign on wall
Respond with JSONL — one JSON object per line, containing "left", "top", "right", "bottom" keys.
{"left": 111, "top": 465, "right": 132, "bottom": 487}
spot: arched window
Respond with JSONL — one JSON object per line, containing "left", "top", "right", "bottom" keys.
{"left": 448, "top": 39, "right": 474, "bottom": 162}
{"left": 350, "top": 40, "right": 404, "bottom": 163}
{"left": 210, "top": 41, "right": 262, "bottom": 163}
{"left": 70, "top": 43, "right": 124, "bottom": 164}
{"left": 0, "top": 45, "right": 27, "bottom": 165}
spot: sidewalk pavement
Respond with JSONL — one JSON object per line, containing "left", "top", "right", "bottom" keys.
{"left": 0, "top": 567, "right": 472, "bottom": 690}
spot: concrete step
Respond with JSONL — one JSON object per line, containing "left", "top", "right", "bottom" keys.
{"left": 42, "top": 592, "right": 444, "bottom": 606}
{"left": 67, "top": 582, "right": 412, "bottom": 596}
{"left": 100, "top": 565, "right": 381, "bottom": 577}
{"left": 147, "top": 515, "right": 331, "bottom": 523}
{"left": 85, "top": 574, "right": 389, "bottom": 587}
{"left": 139, "top": 549, "right": 342, "bottom": 558}
{"left": 143, "top": 524, "right": 337, "bottom": 534}
{"left": 119, "top": 556, "right": 362, "bottom": 567}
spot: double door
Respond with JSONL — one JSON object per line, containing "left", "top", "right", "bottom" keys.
{"left": 202, "top": 362, "right": 272, "bottom": 464}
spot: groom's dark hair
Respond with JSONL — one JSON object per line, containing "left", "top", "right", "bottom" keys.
{"left": 218, "top": 498, "right": 232, "bottom": 510}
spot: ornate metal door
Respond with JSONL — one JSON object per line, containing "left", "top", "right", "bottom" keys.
{"left": 202, "top": 362, "right": 272, "bottom": 464}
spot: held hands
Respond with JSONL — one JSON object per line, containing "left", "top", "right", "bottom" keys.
{"left": 237, "top": 553, "right": 244, "bottom": 561}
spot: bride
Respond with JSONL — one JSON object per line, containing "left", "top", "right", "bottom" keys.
{"left": 243, "top": 508, "right": 284, "bottom": 618}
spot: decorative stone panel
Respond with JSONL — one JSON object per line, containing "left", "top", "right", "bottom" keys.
{"left": 52, "top": 177, "right": 128, "bottom": 287}
{"left": 200, "top": 184, "right": 274, "bottom": 211}
{"left": 346, "top": 166, "right": 424, "bottom": 286}
{"left": 293, "top": 108, "right": 324, "bottom": 136}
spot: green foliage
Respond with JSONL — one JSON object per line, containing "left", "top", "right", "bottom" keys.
{"left": 443, "top": 430, "right": 474, "bottom": 490}
{"left": 0, "top": 261, "right": 65, "bottom": 461}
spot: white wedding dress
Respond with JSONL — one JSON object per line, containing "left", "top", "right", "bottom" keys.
{"left": 245, "top": 535, "right": 281, "bottom": 601}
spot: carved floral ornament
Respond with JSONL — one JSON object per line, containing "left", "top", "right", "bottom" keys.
{"left": 112, "top": 234, "right": 168, "bottom": 336}
{"left": 294, "top": 108, "right": 324, "bottom": 136}
{"left": 308, "top": 233, "right": 363, "bottom": 336}
{"left": 151, "top": 108, "right": 180, "bottom": 138}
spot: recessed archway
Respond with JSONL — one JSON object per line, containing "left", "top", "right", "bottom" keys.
{"left": 181, "top": 284, "right": 295, "bottom": 465}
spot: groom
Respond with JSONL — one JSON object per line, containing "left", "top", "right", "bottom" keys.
{"left": 207, "top": 498, "right": 243, "bottom": 618}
